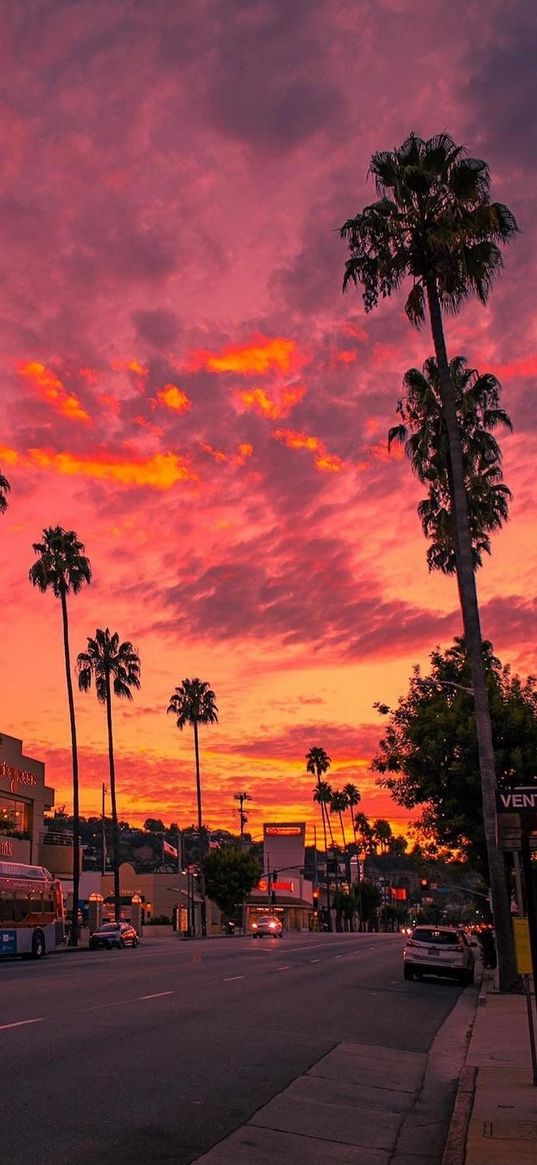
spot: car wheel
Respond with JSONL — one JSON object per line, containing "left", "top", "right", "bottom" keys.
{"left": 403, "top": 965, "right": 414, "bottom": 981}
{"left": 31, "top": 930, "right": 46, "bottom": 959}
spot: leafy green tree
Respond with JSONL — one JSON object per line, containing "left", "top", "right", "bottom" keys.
{"left": 372, "top": 638, "right": 537, "bottom": 872}
{"left": 341, "top": 132, "right": 518, "bottom": 989}
{"left": 77, "top": 628, "right": 140, "bottom": 921}
{"left": 168, "top": 678, "right": 218, "bottom": 937}
{"left": 0, "top": 470, "right": 10, "bottom": 513}
{"left": 306, "top": 746, "right": 333, "bottom": 930}
{"left": 29, "top": 526, "right": 91, "bottom": 945}
{"left": 389, "top": 356, "right": 512, "bottom": 572}
{"left": 202, "top": 846, "right": 262, "bottom": 924}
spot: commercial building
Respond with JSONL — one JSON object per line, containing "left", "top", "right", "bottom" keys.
{"left": 245, "top": 822, "right": 314, "bottom": 931}
{"left": 0, "top": 732, "right": 61, "bottom": 868}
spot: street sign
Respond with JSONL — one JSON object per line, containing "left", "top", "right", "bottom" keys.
{"left": 496, "top": 788, "right": 537, "bottom": 812}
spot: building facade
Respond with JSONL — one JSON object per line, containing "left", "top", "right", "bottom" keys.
{"left": 0, "top": 733, "right": 56, "bottom": 865}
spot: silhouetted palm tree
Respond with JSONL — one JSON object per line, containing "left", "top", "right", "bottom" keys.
{"left": 306, "top": 746, "right": 332, "bottom": 930}
{"left": 168, "top": 678, "right": 218, "bottom": 936}
{"left": 330, "top": 789, "right": 349, "bottom": 848}
{"left": 77, "top": 629, "right": 140, "bottom": 922}
{"left": 0, "top": 471, "right": 10, "bottom": 513}
{"left": 343, "top": 782, "right": 361, "bottom": 851}
{"left": 371, "top": 818, "right": 393, "bottom": 855}
{"left": 29, "top": 527, "right": 91, "bottom": 945}
{"left": 341, "top": 132, "right": 518, "bottom": 988}
{"left": 389, "top": 356, "right": 512, "bottom": 573}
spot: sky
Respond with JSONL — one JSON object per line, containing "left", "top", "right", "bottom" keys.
{"left": 1, "top": 0, "right": 536, "bottom": 846}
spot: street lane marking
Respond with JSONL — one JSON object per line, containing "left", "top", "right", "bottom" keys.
{"left": 310, "top": 958, "right": 321, "bottom": 963}
{"left": 139, "top": 991, "right": 173, "bottom": 1000}
{"left": 276, "top": 965, "right": 289, "bottom": 971}
{"left": 223, "top": 975, "right": 244, "bottom": 982}
{"left": 0, "top": 1018, "right": 45, "bottom": 1031}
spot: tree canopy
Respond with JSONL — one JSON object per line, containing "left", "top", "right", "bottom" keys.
{"left": 202, "top": 846, "right": 262, "bottom": 920}
{"left": 371, "top": 638, "right": 537, "bottom": 871}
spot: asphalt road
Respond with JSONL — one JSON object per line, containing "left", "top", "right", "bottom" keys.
{"left": 0, "top": 931, "right": 464, "bottom": 1164}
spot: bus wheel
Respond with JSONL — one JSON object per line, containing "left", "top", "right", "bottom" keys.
{"left": 32, "top": 931, "right": 46, "bottom": 959}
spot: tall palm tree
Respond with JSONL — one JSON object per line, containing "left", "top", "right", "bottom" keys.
{"left": 167, "top": 678, "right": 218, "bottom": 937}
{"left": 306, "top": 746, "right": 333, "bottom": 930}
{"left": 354, "top": 811, "right": 374, "bottom": 858}
{"left": 343, "top": 782, "right": 361, "bottom": 852}
{"left": 29, "top": 526, "right": 91, "bottom": 945}
{"left": 77, "top": 629, "right": 140, "bottom": 922}
{"left": 313, "top": 780, "right": 335, "bottom": 843}
{"left": 0, "top": 470, "right": 10, "bottom": 513}
{"left": 389, "top": 356, "right": 512, "bottom": 573}
{"left": 341, "top": 132, "right": 518, "bottom": 989}
{"left": 330, "top": 789, "right": 349, "bottom": 848}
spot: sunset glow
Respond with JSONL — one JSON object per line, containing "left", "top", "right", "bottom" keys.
{"left": 1, "top": 1, "right": 535, "bottom": 847}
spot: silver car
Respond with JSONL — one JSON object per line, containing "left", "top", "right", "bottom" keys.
{"left": 403, "top": 925, "right": 474, "bottom": 984}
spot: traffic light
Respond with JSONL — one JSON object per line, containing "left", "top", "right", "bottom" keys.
{"left": 312, "top": 890, "right": 319, "bottom": 910}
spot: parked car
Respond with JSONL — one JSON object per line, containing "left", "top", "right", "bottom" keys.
{"left": 89, "top": 921, "right": 139, "bottom": 950}
{"left": 251, "top": 914, "right": 283, "bottom": 938}
{"left": 403, "top": 925, "right": 474, "bottom": 984}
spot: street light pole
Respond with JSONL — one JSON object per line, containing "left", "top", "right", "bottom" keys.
{"left": 101, "top": 782, "right": 107, "bottom": 876}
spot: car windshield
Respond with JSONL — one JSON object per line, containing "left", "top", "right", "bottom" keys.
{"left": 98, "top": 924, "right": 120, "bottom": 932}
{"left": 412, "top": 928, "right": 460, "bottom": 946}
{"left": 258, "top": 916, "right": 277, "bottom": 923}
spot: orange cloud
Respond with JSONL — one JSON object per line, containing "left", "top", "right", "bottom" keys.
{"left": 201, "top": 441, "right": 253, "bottom": 467}
{"left": 2, "top": 444, "right": 196, "bottom": 489}
{"left": 18, "top": 361, "right": 91, "bottom": 422}
{"left": 111, "top": 358, "right": 148, "bottom": 378}
{"left": 273, "top": 428, "right": 343, "bottom": 473}
{"left": 187, "top": 336, "right": 299, "bottom": 375}
{"left": 156, "top": 383, "right": 191, "bottom": 412}
{"left": 238, "top": 383, "right": 306, "bottom": 419}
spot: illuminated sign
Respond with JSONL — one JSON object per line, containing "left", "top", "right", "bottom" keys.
{"left": 265, "top": 826, "right": 302, "bottom": 837}
{"left": 0, "top": 762, "right": 38, "bottom": 794}
{"left": 0, "top": 839, "right": 14, "bottom": 858}
{"left": 258, "top": 880, "right": 294, "bottom": 893}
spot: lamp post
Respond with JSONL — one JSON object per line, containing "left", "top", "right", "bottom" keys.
{"left": 101, "top": 782, "right": 107, "bottom": 875}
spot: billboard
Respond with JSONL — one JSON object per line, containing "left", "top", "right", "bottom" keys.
{"left": 263, "top": 822, "right": 305, "bottom": 881}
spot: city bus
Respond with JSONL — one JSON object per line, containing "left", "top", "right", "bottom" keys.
{"left": 0, "top": 860, "right": 65, "bottom": 958}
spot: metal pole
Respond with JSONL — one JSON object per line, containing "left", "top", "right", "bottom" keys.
{"left": 101, "top": 783, "right": 107, "bottom": 876}
{"left": 521, "top": 832, "right": 537, "bottom": 989}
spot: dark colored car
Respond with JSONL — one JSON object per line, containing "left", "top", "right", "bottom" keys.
{"left": 89, "top": 921, "right": 139, "bottom": 950}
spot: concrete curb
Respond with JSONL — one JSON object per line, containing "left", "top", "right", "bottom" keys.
{"left": 441, "top": 1064, "right": 477, "bottom": 1165}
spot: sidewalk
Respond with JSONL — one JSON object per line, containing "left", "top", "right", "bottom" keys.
{"left": 444, "top": 978, "right": 537, "bottom": 1165}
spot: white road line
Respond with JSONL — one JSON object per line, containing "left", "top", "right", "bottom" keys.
{"left": 223, "top": 975, "right": 244, "bottom": 982}
{"left": 139, "top": 991, "right": 173, "bottom": 1000}
{"left": 310, "top": 958, "right": 321, "bottom": 963}
{"left": 276, "top": 965, "right": 289, "bottom": 971}
{"left": 0, "top": 1018, "right": 45, "bottom": 1032}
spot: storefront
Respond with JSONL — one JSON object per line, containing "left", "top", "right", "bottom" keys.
{"left": 0, "top": 733, "right": 55, "bottom": 865}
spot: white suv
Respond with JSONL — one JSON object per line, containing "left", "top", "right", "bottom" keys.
{"left": 403, "top": 925, "right": 474, "bottom": 985}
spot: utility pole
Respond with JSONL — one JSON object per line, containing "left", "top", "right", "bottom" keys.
{"left": 101, "top": 783, "right": 107, "bottom": 876}
{"left": 233, "top": 791, "right": 252, "bottom": 846}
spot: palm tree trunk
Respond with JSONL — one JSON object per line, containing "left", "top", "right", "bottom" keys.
{"left": 338, "top": 810, "right": 347, "bottom": 849}
{"left": 426, "top": 275, "right": 517, "bottom": 991}
{"left": 60, "top": 588, "right": 80, "bottom": 947}
{"left": 105, "top": 673, "right": 121, "bottom": 923}
{"left": 193, "top": 720, "right": 207, "bottom": 937}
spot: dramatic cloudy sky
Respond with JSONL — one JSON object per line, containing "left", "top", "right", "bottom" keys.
{"left": 1, "top": 0, "right": 536, "bottom": 842}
